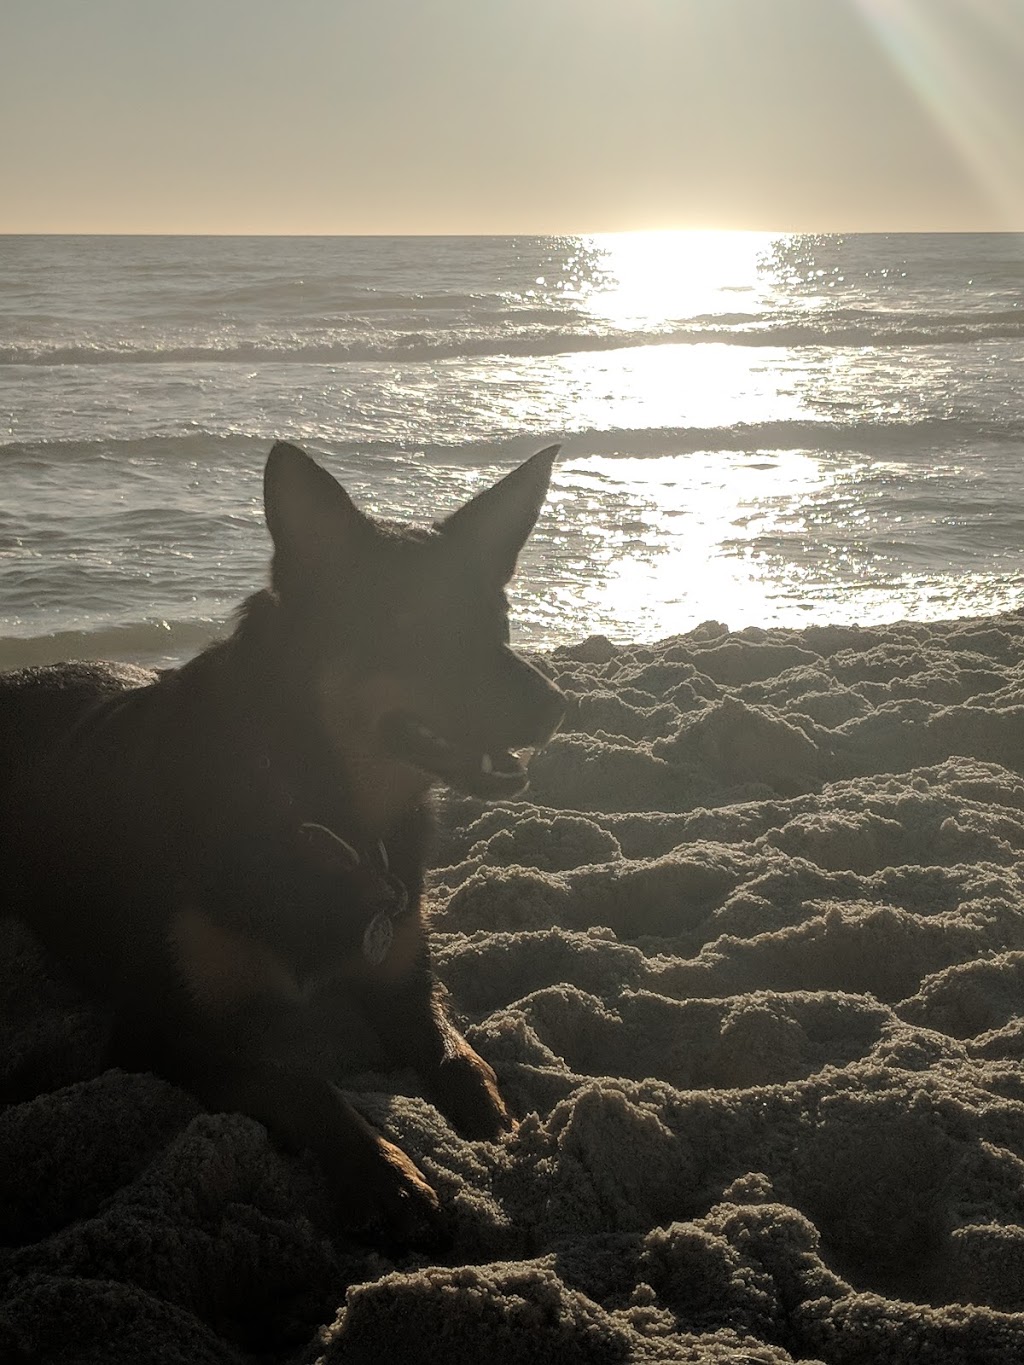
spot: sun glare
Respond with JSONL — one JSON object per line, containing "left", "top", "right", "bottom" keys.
{"left": 581, "top": 230, "right": 783, "bottom": 330}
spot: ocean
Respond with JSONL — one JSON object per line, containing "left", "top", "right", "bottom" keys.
{"left": 2, "top": 231, "right": 1023, "bottom": 668}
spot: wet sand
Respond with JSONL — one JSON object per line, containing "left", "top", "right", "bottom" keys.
{"left": 5, "top": 611, "right": 1024, "bottom": 1362}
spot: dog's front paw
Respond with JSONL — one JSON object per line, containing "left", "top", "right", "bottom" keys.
{"left": 339, "top": 1134, "right": 444, "bottom": 1249}
{"left": 427, "top": 1048, "right": 516, "bottom": 1141}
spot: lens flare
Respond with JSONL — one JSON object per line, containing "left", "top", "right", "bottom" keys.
{"left": 852, "top": 0, "right": 1024, "bottom": 226}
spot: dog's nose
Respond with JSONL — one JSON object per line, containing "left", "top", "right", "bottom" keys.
{"left": 543, "top": 683, "right": 567, "bottom": 737}
{"left": 531, "top": 677, "right": 566, "bottom": 746}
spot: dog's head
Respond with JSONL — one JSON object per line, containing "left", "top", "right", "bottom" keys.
{"left": 262, "top": 441, "right": 565, "bottom": 804}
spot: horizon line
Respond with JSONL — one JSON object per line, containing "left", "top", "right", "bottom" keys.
{"left": 3, "top": 227, "right": 1024, "bottom": 239}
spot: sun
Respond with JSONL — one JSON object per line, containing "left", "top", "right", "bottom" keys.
{"left": 579, "top": 230, "right": 782, "bottom": 331}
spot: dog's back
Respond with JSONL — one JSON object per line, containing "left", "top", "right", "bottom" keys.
{"left": 0, "top": 662, "right": 163, "bottom": 985}
{"left": 0, "top": 661, "right": 155, "bottom": 855}
{"left": 0, "top": 661, "right": 154, "bottom": 786}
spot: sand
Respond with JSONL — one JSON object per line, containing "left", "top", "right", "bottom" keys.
{"left": 5, "top": 610, "right": 1024, "bottom": 1362}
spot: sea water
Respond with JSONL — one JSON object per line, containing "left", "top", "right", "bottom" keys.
{"left": 1, "top": 232, "right": 1023, "bottom": 666}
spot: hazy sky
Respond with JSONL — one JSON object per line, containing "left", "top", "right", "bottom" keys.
{"left": 3, "top": 0, "right": 1022, "bottom": 234}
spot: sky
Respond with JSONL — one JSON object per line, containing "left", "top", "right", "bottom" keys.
{"left": 2, "top": 0, "right": 1023, "bottom": 234}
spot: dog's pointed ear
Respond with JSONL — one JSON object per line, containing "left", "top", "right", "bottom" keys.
{"left": 264, "top": 441, "right": 366, "bottom": 592}
{"left": 441, "top": 445, "right": 559, "bottom": 585}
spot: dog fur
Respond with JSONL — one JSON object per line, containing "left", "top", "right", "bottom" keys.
{"left": 0, "top": 441, "right": 565, "bottom": 1243}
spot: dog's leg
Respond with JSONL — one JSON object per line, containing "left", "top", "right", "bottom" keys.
{"left": 355, "top": 964, "right": 515, "bottom": 1141}
{"left": 188, "top": 1053, "right": 443, "bottom": 1243}
{"left": 423, "top": 998, "right": 518, "bottom": 1142}
{"left": 111, "top": 1014, "right": 442, "bottom": 1245}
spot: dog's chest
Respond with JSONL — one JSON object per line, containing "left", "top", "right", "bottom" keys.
{"left": 168, "top": 829, "right": 424, "bottom": 1015}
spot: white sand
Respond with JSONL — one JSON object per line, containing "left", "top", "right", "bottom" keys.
{"left": 5, "top": 610, "right": 1024, "bottom": 1363}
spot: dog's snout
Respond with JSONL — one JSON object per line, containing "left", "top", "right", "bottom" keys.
{"left": 516, "top": 661, "right": 566, "bottom": 748}
{"left": 457, "top": 649, "right": 566, "bottom": 755}
{"left": 537, "top": 679, "right": 566, "bottom": 742}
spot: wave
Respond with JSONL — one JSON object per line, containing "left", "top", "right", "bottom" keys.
{"left": 184, "top": 283, "right": 500, "bottom": 314}
{"left": 0, "top": 431, "right": 264, "bottom": 469}
{"left": 4, "top": 416, "right": 1021, "bottom": 472}
{"left": 558, "top": 418, "right": 1024, "bottom": 459}
{"left": 0, "top": 619, "right": 227, "bottom": 671}
{"left": 3, "top": 310, "right": 1024, "bottom": 367}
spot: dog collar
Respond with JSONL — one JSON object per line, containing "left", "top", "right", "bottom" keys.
{"left": 297, "top": 820, "right": 385, "bottom": 874}
{"left": 253, "top": 753, "right": 409, "bottom": 966}
{"left": 296, "top": 820, "right": 409, "bottom": 967}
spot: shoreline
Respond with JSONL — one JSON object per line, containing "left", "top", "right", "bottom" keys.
{"left": 6, "top": 597, "right": 1024, "bottom": 673}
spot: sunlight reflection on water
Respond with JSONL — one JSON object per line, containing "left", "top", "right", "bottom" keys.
{"left": 579, "top": 230, "right": 785, "bottom": 329}
{"left": 6, "top": 232, "right": 1024, "bottom": 659}
{"left": 510, "top": 439, "right": 1024, "bottom": 647}
{"left": 512, "top": 448, "right": 836, "bottom": 642}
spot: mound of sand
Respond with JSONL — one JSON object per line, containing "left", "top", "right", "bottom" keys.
{"left": 6, "top": 610, "right": 1024, "bottom": 1362}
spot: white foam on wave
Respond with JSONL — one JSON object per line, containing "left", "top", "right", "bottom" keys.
{"left": 4, "top": 308, "right": 1024, "bottom": 368}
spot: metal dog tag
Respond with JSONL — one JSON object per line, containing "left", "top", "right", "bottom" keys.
{"left": 362, "top": 911, "right": 394, "bottom": 966}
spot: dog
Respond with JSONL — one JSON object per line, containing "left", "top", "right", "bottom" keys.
{"left": 0, "top": 440, "right": 565, "bottom": 1244}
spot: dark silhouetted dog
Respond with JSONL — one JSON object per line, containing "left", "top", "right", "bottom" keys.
{"left": 0, "top": 441, "right": 565, "bottom": 1243}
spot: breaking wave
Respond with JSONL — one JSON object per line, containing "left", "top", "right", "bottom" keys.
{"left": 3, "top": 415, "right": 1021, "bottom": 473}
{"left": 3, "top": 308, "right": 1023, "bottom": 367}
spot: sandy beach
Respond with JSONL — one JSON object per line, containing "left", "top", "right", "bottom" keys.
{"left": 5, "top": 608, "right": 1024, "bottom": 1363}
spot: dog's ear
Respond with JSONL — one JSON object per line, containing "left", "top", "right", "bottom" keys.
{"left": 264, "top": 442, "right": 367, "bottom": 593}
{"left": 441, "top": 445, "right": 559, "bottom": 585}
